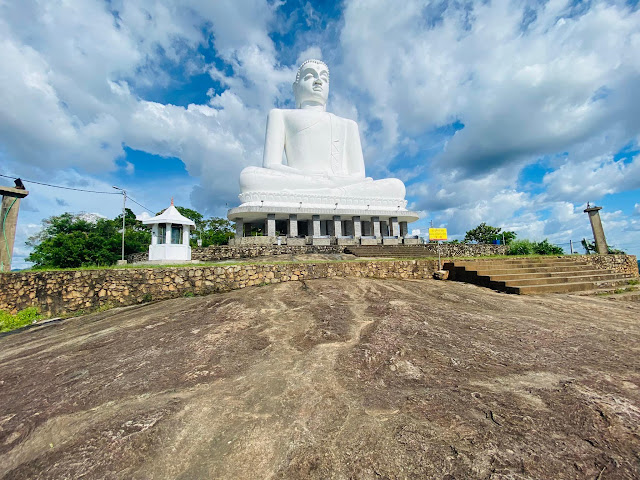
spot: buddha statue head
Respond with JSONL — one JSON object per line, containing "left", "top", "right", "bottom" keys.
{"left": 293, "top": 59, "right": 329, "bottom": 109}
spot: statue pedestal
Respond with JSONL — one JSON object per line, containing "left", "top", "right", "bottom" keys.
{"left": 228, "top": 199, "right": 419, "bottom": 246}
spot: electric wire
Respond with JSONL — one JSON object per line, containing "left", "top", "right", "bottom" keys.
{"left": 0, "top": 173, "right": 120, "bottom": 194}
{"left": 0, "top": 173, "right": 157, "bottom": 213}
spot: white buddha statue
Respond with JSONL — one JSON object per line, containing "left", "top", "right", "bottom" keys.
{"left": 239, "top": 59, "right": 406, "bottom": 203}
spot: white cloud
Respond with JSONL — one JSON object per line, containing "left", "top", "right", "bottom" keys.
{"left": 341, "top": 0, "right": 640, "bottom": 177}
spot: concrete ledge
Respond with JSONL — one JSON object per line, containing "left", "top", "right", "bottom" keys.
{"left": 360, "top": 237, "right": 379, "bottom": 246}
{"left": 285, "top": 237, "right": 307, "bottom": 246}
{"left": 337, "top": 237, "right": 358, "bottom": 245}
{"left": 233, "top": 236, "right": 278, "bottom": 245}
{"left": 403, "top": 238, "right": 420, "bottom": 245}
{"left": 382, "top": 237, "right": 399, "bottom": 245}
{"left": 312, "top": 237, "right": 331, "bottom": 246}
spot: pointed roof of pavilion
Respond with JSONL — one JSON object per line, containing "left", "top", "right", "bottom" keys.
{"left": 142, "top": 199, "right": 196, "bottom": 229}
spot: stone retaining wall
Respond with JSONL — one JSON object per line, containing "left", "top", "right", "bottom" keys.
{"left": 127, "top": 243, "right": 507, "bottom": 263}
{"left": 570, "top": 254, "right": 639, "bottom": 276}
{"left": 127, "top": 245, "right": 346, "bottom": 263}
{"left": 350, "top": 244, "right": 507, "bottom": 256}
{"left": 0, "top": 260, "right": 439, "bottom": 317}
{"left": 4, "top": 255, "right": 635, "bottom": 318}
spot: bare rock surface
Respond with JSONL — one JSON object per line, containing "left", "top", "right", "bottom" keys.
{"left": 1, "top": 278, "right": 639, "bottom": 479}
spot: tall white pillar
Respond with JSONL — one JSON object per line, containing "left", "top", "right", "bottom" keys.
{"left": 333, "top": 215, "right": 342, "bottom": 237}
{"left": 165, "top": 223, "right": 172, "bottom": 244}
{"left": 390, "top": 217, "right": 400, "bottom": 237}
{"left": 288, "top": 214, "right": 298, "bottom": 237}
{"left": 352, "top": 216, "right": 361, "bottom": 238}
{"left": 312, "top": 215, "right": 321, "bottom": 237}
{"left": 151, "top": 224, "right": 158, "bottom": 245}
{"left": 235, "top": 218, "right": 244, "bottom": 238}
{"left": 266, "top": 214, "right": 276, "bottom": 237}
{"left": 372, "top": 217, "right": 381, "bottom": 238}
{"left": 182, "top": 226, "right": 190, "bottom": 245}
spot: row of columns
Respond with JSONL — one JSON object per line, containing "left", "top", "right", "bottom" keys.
{"left": 235, "top": 215, "right": 409, "bottom": 238}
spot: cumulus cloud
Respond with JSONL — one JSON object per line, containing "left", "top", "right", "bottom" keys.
{"left": 341, "top": 0, "right": 640, "bottom": 179}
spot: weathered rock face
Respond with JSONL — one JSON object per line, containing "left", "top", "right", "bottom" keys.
{"left": 2, "top": 278, "right": 640, "bottom": 479}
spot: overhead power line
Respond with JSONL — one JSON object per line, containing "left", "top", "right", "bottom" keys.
{"left": 0, "top": 173, "right": 120, "bottom": 195}
{"left": 127, "top": 196, "right": 154, "bottom": 214}
{"left": 0, "top": 173, "right": 157, "bottom": 213}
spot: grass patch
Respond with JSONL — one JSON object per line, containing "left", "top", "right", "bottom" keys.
{"left": 628, "top": 279, "right": 639, "bottom": 285}
{"left": 0, "top": 307, "right": 43, "bottom": 333}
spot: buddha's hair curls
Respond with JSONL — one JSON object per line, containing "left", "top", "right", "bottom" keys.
{"left": 294, "top": 59, "right": 329, "bottom": 83}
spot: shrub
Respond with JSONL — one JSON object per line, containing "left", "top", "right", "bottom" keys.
{"left": 507, "top": 240, "right": 534, "bottom": 255}
{"left": 532, "top": 239, "right": 564, "bottom": 255}
{"left": 507, "top": 239, "right": 564, "bottom": 256}
{"left": 0, "top": 307, "right": 43, "bottom": 333}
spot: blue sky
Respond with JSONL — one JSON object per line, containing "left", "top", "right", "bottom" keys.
{"left": 1, "top": 0, "right": 639, "bottom": 268}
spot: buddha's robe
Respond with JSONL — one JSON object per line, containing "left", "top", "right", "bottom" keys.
{"left": 239, "top": 109, "right": 405, "bottom": 199}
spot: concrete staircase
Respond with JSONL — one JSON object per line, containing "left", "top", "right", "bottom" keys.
{"left": 443, "top": 257, "right": 638, "bottom": 295}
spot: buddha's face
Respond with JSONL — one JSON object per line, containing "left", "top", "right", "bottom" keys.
{"left": 293, "top": 61, "right": 329, "bottom": 108}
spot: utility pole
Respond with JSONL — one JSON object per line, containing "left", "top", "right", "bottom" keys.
{"left": 583, "top": 204, "right": 608, "bottom": 254}
{"left": 0, "top": 180, "right": 29, "bottom": 272}
{"left": 112, "top": 186, "right": 127, "bottom": 264}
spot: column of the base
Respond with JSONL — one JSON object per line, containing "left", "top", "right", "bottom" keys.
{"left": 380, "top": 220, "right": 389, "bottom": 237}
{"left": 182, "top": 226, "right": 190, "bottom": 245}
{"left": 372, "top": 216, "right": 381, "bottom": 238}
{"left": 333, "top": 215, "right": 342, "bottom": 237}
{"left": 353, "top": 216, "right": 361, "bottom": 238}
{"left": 312, "top": 215, "right": 321, "bottom": 237}
{"left": 266, "top": 214, "right": 276, "bottom": 237}
{"left": 288, "top": 214, "right": 298, "bottom": 238}
{"left": 390, "top": 217, "right": 399, "bottom": 237}
{"left": 400, "top": 221, "right": 408, "bottom": 237}
{"left": 235, "top": 218, "right": 244, "bottom": 238}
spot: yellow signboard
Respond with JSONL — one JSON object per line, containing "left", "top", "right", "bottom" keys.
{"left": 429, "top": 228, "right": 448, "bottom": 241}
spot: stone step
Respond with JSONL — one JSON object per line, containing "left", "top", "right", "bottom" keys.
{"left": 510, "top": 278, "right": 636, "bottom": 295}
{"left": 499, "top": 273, "right": 631, "bottom": 287}
{"left": 469, "top": 265, "right": 597, "bottom": 275}
{"left": 451, "top": 258, "right": 586, "bottom": 267}
{"left": 487, "top": 269, "right": 616, "bottom": 281}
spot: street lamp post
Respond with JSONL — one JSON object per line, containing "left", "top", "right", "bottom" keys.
{"left": 112, "top": 186, "right": 126, "bottom": 262}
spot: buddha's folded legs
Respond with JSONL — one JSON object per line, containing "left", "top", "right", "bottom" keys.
{"left": 239, "top": 166, "right": 405, "bottom": 199}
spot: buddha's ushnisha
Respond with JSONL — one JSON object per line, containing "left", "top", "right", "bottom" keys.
{"left": 239, "top": 59, "right": 406, "bottom": 200}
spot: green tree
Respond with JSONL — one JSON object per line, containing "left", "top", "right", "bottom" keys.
{"left": 200, "top": 217, "right": 234, "bottom": 246}
{"left": 464, "top": 223, "right": 516, "bottom": 244}
{"left": 26, "top": 211, "right": 150, "bottom": 269}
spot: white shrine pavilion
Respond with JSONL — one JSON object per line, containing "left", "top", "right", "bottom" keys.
{"left": 143, "top": 200, "right": 196, "bottom": 261}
